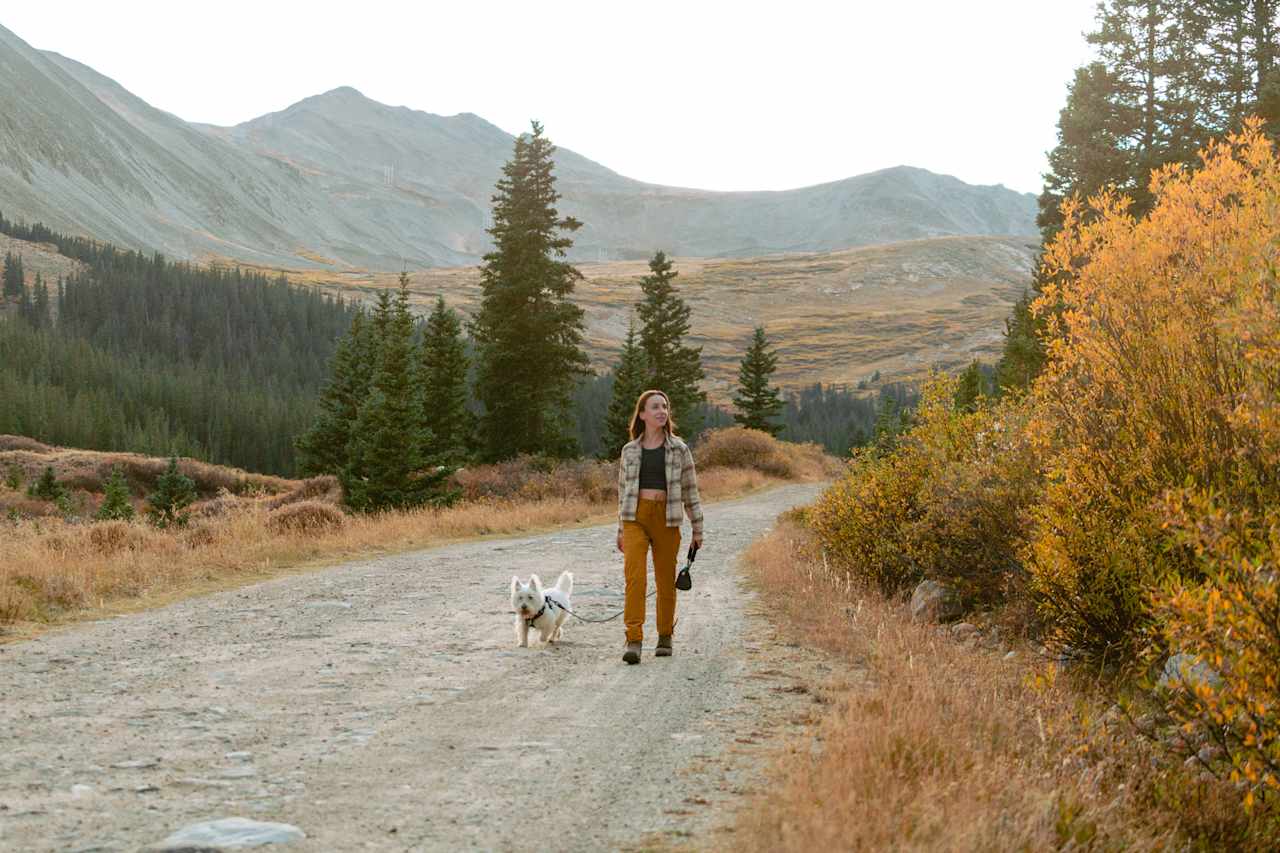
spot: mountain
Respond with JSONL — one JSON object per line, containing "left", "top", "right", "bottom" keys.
{"left": 0, "top": 23, "right": 1037, "bottom": 270}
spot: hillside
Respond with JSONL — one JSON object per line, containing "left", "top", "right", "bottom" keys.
{"left": 232, "top": 234, "right": 1040, "bottom": 397}
{"left": 0, "top": 23, "right": 1036, "bottom": 271}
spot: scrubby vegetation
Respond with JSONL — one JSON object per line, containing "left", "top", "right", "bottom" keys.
{"left": 736, "top": 520, "right": 1277, "bottom": 850}
{"left": 801, "top": 122, "right": 1280, "bottom": 825}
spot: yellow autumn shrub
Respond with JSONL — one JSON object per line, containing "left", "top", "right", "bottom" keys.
{"left": 1025, "top": 119, "right": 1280, "bottom": 659}
{"left": 808, "top": 374, "right": 1038, "bottom": 603}
{"left": 1155, "top": 492, "right": 1280, "bottom": 808}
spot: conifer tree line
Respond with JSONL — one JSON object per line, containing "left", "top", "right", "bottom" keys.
{"left": 0, "top": 214, "right": 356, "bottom": 475}
{"left": 295, "top": 276, "right": 466, "bottom": 511}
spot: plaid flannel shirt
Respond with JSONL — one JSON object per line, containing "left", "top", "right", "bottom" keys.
{"left": 617, "top": 434, "right": 704, "bottom": 537}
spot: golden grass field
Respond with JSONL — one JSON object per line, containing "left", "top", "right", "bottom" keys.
{"left": 212, "top": 234, "right": 1038, "bottom": 400}
{"left": 730, "top": 519, "right": 1261, "bottom": 851}
{"left": 0, "top": 430, "right": 840, "bottom": 637}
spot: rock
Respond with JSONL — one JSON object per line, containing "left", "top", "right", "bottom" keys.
{"left": 1157, "top": 654, "right": 1224, "bottom": 691}
{"left": 219, "top": 766, "right": 258, "bottom": 779}
{"left": 909, "top": 580, "right": 963, "bottom": 623}
{"left": 157, "top": 817, "right": 304, "bottom": 849}
{"left": 70, "top": 784, "right": 94, "bottom": 797}
{"left": 950, "top": 622, "right": 980, "bottom": 639}
{"left": 1197, "top": 744, "right": 1225, "bottom": 764}
{"left": 1003, "top": 650, "right": 1017, "bottom": 661}
{"left": 111, "top": 758, "right": 160, "bottom": 769}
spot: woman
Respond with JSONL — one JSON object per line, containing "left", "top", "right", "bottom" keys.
{"left": 615, "top": 389, "right": 704, "bottom": 664}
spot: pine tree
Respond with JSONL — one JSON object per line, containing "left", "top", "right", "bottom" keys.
{"left": 635, "top": 251, "right": 706, "bottom": 437}
{"left": 995, "top": 288, "right": 1049, "bottom": 393}
{"left": 417, "top": 295, "right": 472, "bottom": 466}
{"left": 2, "top": 252, "right": 22, "bottom": 299}
{"left": 32, "top": 273, "right": 50, "bottom": 329}
{"left": 471, "top": 121, "right": 590, "bottom": 461}
{"left": 732, "top": 326, "right": 784, "bottom": 436}
{"left": 95, "top": 465, "right": 135, "bottom": 521}
{"left": 295, "top": 307, "right": 375, "bottom": 476}
{"left": 28, "top": 465, "right": 66, "bottom": 502}
{"left": 343, "top": 276, "right": 453, "bottom": 512}
{"left": 147, "top": 457, "right": 196, "bottom": 528}
{"left": 871, "top": 394, "right": 908, "bottom": 455}
{"left": 954, "top": 360, "right": 986, "bottom": 412}
{"left": 17, "top": 277, "right": 35, "bottom": 327}
{"left": 1038, "top": 1, "right": 1206, "bottom": 239}
{"left": 603, "top": 316, "right": 649, "bottom": 458}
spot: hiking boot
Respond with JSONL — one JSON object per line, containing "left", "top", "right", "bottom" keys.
{"left": 655, "top": 635, "right": 673, "bottom": 657}
{"left": 622, "top": 641, "right": 641, "bottom": 665}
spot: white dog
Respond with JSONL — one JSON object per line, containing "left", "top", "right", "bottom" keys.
{"left": 510, "top": 571, "right": 573, "bottom": 647}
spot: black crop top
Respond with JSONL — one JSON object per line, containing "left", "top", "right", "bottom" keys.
{"left": 638, "top": 445, "right": 667, "bottom": 491}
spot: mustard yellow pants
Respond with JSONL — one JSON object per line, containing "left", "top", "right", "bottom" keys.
{"left": 622, "top": 497, "right": 682, "bottom": 643}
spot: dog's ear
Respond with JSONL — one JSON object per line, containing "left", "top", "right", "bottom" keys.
{"left": 510, "top": 575, "right": 521, "bottom": 594}
{"left": 529, "top": 574, "right": 542, "bottom": 593}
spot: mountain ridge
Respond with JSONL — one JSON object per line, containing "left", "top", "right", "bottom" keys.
{"left": 0, "top": 23, "right": 1037, "bottom": 270}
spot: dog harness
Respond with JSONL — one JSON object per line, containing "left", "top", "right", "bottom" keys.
{"left": 524, "top": 598, "right": 560, "bottom": 627}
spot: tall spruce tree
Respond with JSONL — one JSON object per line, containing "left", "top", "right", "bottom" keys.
{"left": 295, "top": 307, "right": 375, "bottom": 476}
{"left": 635, "top": 250, "right": 706, "bottom": 438}
{"left": 1038, "top": 0, "right": 1207, "bottom": 239}
{"left": 732, "top": 326, "right": 784, "bottom": 436}
{"left": 471, "top": 121, "right": 589, "bottom": 461}
{"left": 417, "top": 295, "right": 472, "bottom": 465}
{"left": 603, "top": 316, "right": 649, "bottom": 458}
{"left": 2, "top": 252, "right": 22, "bottom": 299}
{"left": 32, "top": 273, "right": 50, "bottom": 329}
{"left": 343, "top": 276, "right": 452, "bottom": 511}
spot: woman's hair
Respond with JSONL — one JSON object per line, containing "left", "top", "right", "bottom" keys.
{"left": 629, "top": 389, "right": 678, "bottom": 440}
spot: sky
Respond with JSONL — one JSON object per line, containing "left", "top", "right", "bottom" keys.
{"left": 4, "top": 1, "right": 1101, "bottom": 195}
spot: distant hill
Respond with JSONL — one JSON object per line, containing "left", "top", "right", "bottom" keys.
{"left": 241, "top": 234, "right": 1041, "bottom": 397}
{"left": 0, "top": 23, "right": 1037, "bottom": 270}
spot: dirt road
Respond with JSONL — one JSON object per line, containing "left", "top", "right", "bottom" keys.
{"left": 0, "top": 483, "right": 831, "bottom": 851}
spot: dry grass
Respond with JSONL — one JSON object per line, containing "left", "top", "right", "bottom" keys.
{"left": 221, "top": 235, "right": 1038, "bottom": 399}
{"left": 729, "top": 519, "right": 1276, "bottom": 851}
{"left": 0, "top": 437, "right": 296, "bottom": 498}
{"left": 695, "top": 427, "right": 842, "bottom": 481}
{"left": 0, "top": 448, "right": 795, "bottom": 635}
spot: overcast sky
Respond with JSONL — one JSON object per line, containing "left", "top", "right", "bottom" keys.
{"left": 5, "top": 1, "right": 1100, "bottom": 195}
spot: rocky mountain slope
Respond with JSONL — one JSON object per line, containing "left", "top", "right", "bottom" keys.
{"left": 0, "top": 23, "right": 1036, "bottom": 271}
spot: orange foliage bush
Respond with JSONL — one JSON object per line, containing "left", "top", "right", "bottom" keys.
{"left": 808, "top": 375, "right": 1039, "bottom": 602}
{"left": 1026, "top": 119, "right": 1280, "bottom": 660}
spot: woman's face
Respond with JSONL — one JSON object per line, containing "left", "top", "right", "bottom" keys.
{"left": 640, "top": 394, "right": 670, "bottom": 431}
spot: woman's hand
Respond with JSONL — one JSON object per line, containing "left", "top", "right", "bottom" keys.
{"left": 616, "top": 530, "right": 624, "bottom": 553}
{"left": 693, "top": 534, "right": 703, "bottom": 550}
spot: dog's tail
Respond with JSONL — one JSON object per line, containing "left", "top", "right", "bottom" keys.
{"left": 554, "top": 570, "right": 574, "bottom": 597}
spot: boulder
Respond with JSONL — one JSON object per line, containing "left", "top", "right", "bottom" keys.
{"left": 910, "top": 580, "right": 963, "bottom": 623}
{"left": 155, "top": 817, "right": 304, "bottom": 849}
{"left": 1157, "top": 653, "right": 1224, "bottom": 692}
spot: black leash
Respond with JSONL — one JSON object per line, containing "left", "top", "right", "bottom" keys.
{"left": 514, "top": 543, "right": 700, "bottom": 625}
